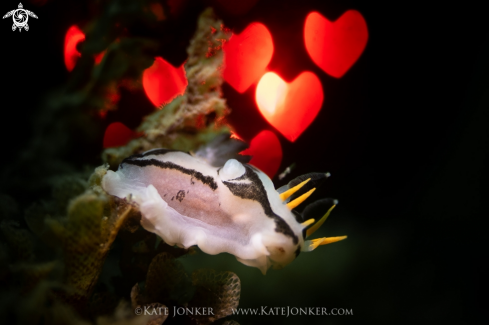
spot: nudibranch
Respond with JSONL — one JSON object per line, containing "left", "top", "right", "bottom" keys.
{"left": 102, "top": 136, "right": 346, "bottom": 274}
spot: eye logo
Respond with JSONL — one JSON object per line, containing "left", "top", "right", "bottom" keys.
{"left": 2, "top": 3, "right": 38, "bottom": 32}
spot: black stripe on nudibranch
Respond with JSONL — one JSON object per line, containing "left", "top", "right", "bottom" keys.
{"left": 223, "top": 166, "right": 299, "bottom": 244}
{"left": 122, "top": 158, "right": 218, "bottom": 191}
{"left": 142, "top": 148, "right": 183, "bottom": 157}
{"left": 121, "top": 149, "right": 188, "bottom": 165}
{"left": 294, "top": 245, "right": 301, "bottom": 258}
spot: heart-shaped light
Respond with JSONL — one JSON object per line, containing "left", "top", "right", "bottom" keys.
{"left": 103, "top": 122, "right": 137, "bottom": 148}
{"left": 142, "top": 57, "right": 187, "bottom": 108}
{"left": 64, "top": 25, "right": 85, "bottom": 72}
{"left": 64, "top": 25, "right": 106, "bottom": 69}
{"left": 304, "top": 10, "right": 368, "bottom": 78}
{"left": 255, "top": 72, "right": 323, "bottom": 142}
{"left": 240, "top": 130, "right": 282, "bottom": 178}
{"left": 223, "top": 22, "right": 273, "bottom": 93}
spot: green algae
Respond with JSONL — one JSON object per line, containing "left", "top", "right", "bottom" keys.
{"left": 0, "top": 6, "right": 240, "bottom": 325}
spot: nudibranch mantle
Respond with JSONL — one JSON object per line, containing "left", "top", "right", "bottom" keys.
{"left": 102, "top": 148, "right": 344, "bottom": 274}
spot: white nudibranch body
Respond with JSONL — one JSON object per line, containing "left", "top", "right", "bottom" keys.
{"left": 102, "top": 148, "right": 345, "bottom": 274}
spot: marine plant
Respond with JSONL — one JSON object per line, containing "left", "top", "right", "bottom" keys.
{"left": 0, "top": 5, "right": 242, "bottom": 325}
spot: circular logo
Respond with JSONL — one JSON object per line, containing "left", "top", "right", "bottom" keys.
{"left": 13, "top": 9, "right": 28, "bottom": 28}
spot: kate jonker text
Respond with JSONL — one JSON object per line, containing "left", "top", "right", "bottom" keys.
{"left": 134, "top": 306, "right": 214, "bottom": 317}
{"left": 135, "top": 305, "right": 354, "bottom": 317}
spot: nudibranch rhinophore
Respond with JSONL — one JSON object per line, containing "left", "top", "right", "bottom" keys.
{"left": 102, "top": 136, "right": 346, "bottom": 274}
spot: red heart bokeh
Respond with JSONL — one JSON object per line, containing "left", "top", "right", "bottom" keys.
{"left": 223, "top": 22, "right": 274, "bottom": 93}
{"left": 304, "top": 10, "right": 368, "bottom": 78}
{"left": 240, "top": 130, "right": 282, "bottom": 178}
{"left": 103, "top": 122, "right": 138, "bottom": 148}
{"left": 64, "top": 25, "right": 85, "bottom": 72}
{"left": 64, "top": 25, "right": 106, "bottom": 69}
{"left": 142, "top": 57, "right": 187, "bottom": 107}
{"left": 255, "top": 71, "right": 323, "bottom": 142}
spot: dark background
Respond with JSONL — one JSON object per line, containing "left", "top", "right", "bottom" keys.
{"left": 1, "top": 0, "right": 487, "bottom": 324}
